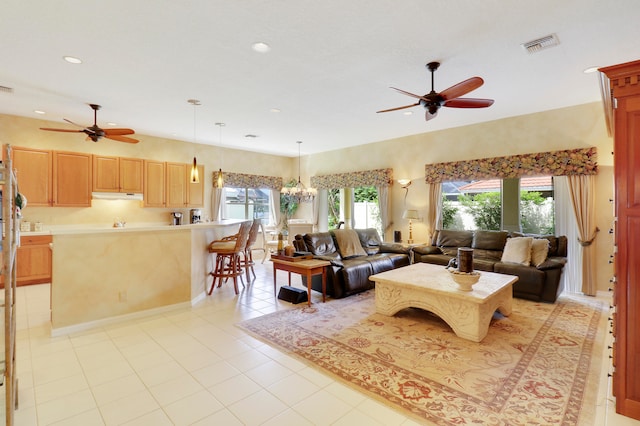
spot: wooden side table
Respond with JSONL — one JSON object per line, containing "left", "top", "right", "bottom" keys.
{"left": 271, "top": 258, "right": 331, "bottom": 306}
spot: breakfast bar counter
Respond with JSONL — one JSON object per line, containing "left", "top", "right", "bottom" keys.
{"left": 48, "top": 220, "right": 245, "bottom": 335}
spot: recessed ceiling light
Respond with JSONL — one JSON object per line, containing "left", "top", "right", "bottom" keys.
{"left": 107, "top": 122, "right": 117, "bottom": 126}
{"left": 34, "top": 110, "right": 45, "bottom": 115}
{"left": 270, "top": 108, "right": 281, "bottom": 113}
{"left": 63, "top": 56, "right": 82, "bottom": 64}
{"left": 403, "top": 111, "right": 413, "bottom": 115}
{"left": 583, "top": 66, "right": 600, "bottom": 74}
{"left": 252, "top": 42, "right": 271, "bottom": 53}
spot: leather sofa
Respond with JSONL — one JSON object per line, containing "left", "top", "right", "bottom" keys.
{"left": 412, "top": 229, "right": 568, "bottom": 303}
{"left": 293, "top": 228, "right": 410, "bottom": 299}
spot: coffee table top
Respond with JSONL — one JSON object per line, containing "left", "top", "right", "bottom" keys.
{"left": 370, "top": 263, "right": 517, "bottom": 303}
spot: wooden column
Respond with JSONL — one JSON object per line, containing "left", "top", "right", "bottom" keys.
{"left": 601, "top": 59, "right": 640, "bottom": 421}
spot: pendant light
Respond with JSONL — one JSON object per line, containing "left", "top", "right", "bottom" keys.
{"left": 215, "top": 122, "right": 225, "bottom": 187}
{"left": 188, "top": 99, "right": 200, "bottom": 184}
{"left": 281, "top": 141, "right": 316, "bottom": 203}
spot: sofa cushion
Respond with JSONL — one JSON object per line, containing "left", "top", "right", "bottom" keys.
{"left": 303, "top": 232, "right": 337, "bottom": 257}
{"left": 501, "top": 237, "right": 533, "bottom": 265}
{"left": 530, "top": 238, "right": 550, "bottom": 267}
{"left": 355, "top": 228, "right": 383, "bottom": 255}
{"left": 472, "top": 230, "right": 508, "bottom": 250}
{"left": 332, "top": 229, "right": 367, "bottom": 259}
{"left": 437, "top": 230, "right": 473, "bottom": 248}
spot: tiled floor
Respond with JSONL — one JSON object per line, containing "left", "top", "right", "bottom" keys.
{"left": 9, "top": 259, "right": 640, "bottom": 425}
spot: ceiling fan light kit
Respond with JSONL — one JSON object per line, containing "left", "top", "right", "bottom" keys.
{"left": 40, "top": 103, "right": 139, "bottom": 143}
{"left": 377, "top": 61, "right": 494, "bottom": 121}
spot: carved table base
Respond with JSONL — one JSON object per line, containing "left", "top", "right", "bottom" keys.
{"left": 371, "top": 263, "right": 517, "bottom": 342}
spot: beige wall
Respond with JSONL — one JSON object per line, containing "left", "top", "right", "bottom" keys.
{"left": 1, "top": 101, "right": 614, "bottom": 293}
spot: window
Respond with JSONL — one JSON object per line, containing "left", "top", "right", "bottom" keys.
{"left": 224, "top": 187, "right": 271, "bottom": 222}
{"left": 441, "top": 177, "right": 555, "bottom": 233}
{"left": 327, "top": 186, "right": 381, "bottom": 234}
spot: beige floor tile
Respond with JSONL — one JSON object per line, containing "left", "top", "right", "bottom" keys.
{"left": 36, "top": 389, "right": 97, "bottom": 425}
{"left": 49, "top": 408, "right": 105, "bottom": 426}
{"left": 260, "top": 408, "right": 315, "bottom": 426}
{"left": 207, "top": 374, "right": 262, "bottom": 406}
{"left": 355, "top": 399, "right": 410, "bottom": 425}
{"left": 83, "top": 359, "right": 135, "bottom": 387}
{"left": 189, "top": 408, "right": 244, "bottom": 426}
{"left": 135, "top": 359, "right": 188, "bottom": 388}
{"left": 148, "top": 374, "right": 204, "bottom": 406}
{"left": 191, "top": 359, "right": 242, "bottom": 388}
{"left": 91, "top": 374, "right": 147, "bottom": 406}
{"left": 120, "top": 409, "right": 173, "bottom": 426}
{"left": 332, "top": 409, "right": 387, "bottom": 426}
{"left": 228, "top": 389, "right": 289, "bottom": 425}
{"left": 162, "top": 389, "right": 224, "bottom": 426}
{"left": 267, "top": 374, "right": 321, "bottom": 405}
{"left": 34, "top": 374, "right": 89, "bottom": 404}
{"left": 293, "top": 389, "right": 353, "bottom": 425}
{"left": 245, "top": 359, "right": 295, "bottom": 388}
{"left": 98, "top": 389, "right": 159, "bottom": 426}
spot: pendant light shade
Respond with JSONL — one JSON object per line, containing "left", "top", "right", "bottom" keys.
{"left": 215, "top": 122, "right": 225, "bottom": 188}
{"left": 188, "top": 99, "right": 201, "bottom": 184}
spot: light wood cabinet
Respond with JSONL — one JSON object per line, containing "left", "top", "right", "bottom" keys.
{"left": 53, "top": 151, "right": 92, "bottom": 206}
{"left": 166, "top": 162, "right": 188, "bottom": 208}
{"left": 10, "top": 146, "right": 53, "bottom": 206}
{"left": 187, "top": 164, "right": 205, "bottom": 207}
{"left": 17, "top": 235, "right": 52, "bottom": 286}
{"left": 93, "top": 155, "right": 143, "bottom": 193}
{"left": 144, "top": 160, "right": 166, "bottom": 207}
{"left": 601, "top": 59, "right": 640, "bottom": 421}
{"left": 0, "top": 235, "right": 52, "bottom": 287}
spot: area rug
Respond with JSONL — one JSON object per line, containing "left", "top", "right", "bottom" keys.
{"left": 238, "top": 291, "right": 606, "bottom": 425}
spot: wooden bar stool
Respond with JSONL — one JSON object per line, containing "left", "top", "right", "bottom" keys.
{"left": 207, "top": 221, "right": 251, "bottom": 295}
{"left": 240, "top": 219, "right": 261, "bottom": 282}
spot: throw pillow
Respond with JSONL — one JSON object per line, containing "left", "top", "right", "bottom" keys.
{"left": 332, "top": 229, "right": 367, "bottom": 259}
{"left": 530, "top": 238, "right": 550, "bottom": 267}
{"left": 501, "top": 237, "right": 533, "bottom": 265}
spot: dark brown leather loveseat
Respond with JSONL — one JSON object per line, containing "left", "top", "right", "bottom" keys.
{"left": 293, "top": 228, "right": 410, "bottom": 298}
{"left": 412, "top": 229, "right": 568, "bottom": 303}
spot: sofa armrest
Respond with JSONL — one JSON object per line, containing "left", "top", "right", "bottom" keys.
{"left": 536, "top": 257, "right": 567, "bottom": 270}
{"left": 314, "top": 255, "right": 344, "bottom": 268}
{"left": 411, "top": 245, "right": 442, "bottom": 255}
{"left": 379, "top": 243, "right": 411, "bottom": 255}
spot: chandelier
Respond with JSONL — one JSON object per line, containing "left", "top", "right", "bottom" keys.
{"left": 281, "top": 141, "right": 317, "bottom": 203}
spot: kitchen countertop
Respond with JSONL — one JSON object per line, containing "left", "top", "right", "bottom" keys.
{"left": 19, "top": 219, "right": 246, "bottom": 236}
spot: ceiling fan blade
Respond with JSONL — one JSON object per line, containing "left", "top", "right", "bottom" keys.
{"left": 105, "top": 134, "right": 139, "bottom": 144}
{"left": 40, "top": 128, "right": 84, "bottom": 133}
{"left": 444, "top": 98, "right": 495, "bottom": 108}
{"left": 376, "top": 102, "right": 420, "bottom": 113}
{"left": 104, "top": 128, "right": 135, "bottom": 136}
{"left": 390, "top": 87, "right": 429, "bottom": 102}
{"left": 425, "top": 110, "right": 438, "bottom": 121}
{"left": 440, "top": 77, "right": 484, "bottom": 101}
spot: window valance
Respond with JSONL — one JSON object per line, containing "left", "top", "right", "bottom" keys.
{"left": 213, "top": 171, "right": 283, "bottom": 190}
{"left": 424, "top": 147, "right": 597, "bottom": 184}
{"left": 310, "top": 168, "right": 393, "bottom": 189}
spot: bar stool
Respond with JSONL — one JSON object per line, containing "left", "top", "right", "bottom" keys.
{"left": 207, "top": 221, "right": 251, "bottom": 295}
{"left": 240, "top": 219, "right": 261, "bottom": 282}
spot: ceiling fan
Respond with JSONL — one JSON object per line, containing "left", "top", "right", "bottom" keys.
{"left": 377, "top": 61, "right": 494, "bottom": 121}
{"left": 40, "top": 103, "right": 139, "bottom": 143}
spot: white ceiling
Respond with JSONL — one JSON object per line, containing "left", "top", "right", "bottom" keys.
{"left": 1, "top": 0, "right": 638, "bottom": 157}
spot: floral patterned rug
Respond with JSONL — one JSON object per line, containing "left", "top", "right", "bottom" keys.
{"left": 238, "top": 291, "right": 606, "bottom": 425}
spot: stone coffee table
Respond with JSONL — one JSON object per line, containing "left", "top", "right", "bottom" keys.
{"left": 370, "top": 263, "right": 517, "bottom": 342}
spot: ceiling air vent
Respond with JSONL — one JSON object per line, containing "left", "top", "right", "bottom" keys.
{"left": 0, "top": 85, "right": 14, "bottom": 94}
{"left": 521, "top": 34, "right": 560, "bottom": 54}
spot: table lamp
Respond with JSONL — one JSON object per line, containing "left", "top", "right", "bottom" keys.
{"left": 402, "top": 209, "right": 419, "bottom": 244}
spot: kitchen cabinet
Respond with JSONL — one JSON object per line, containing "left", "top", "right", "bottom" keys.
{"left": 187, "top": 164, "right": 205, "bottom": 207}
{"left": 144, "top": 160, "right": 165, "bottom": 207}
{"left": 601, "top": 59, "right": 640, "bottom": 421}
{"left": 9, "top": 146, "right": 53, "bottom": 206}
{"left": 166, "top": 162, "right": 188, "bottom": 208}
{"left": 17, "top": 235, "right": 52, "bottom": 286}
{"left": 53, "top": 151, "right": 92, "bottom": 206}
{"left": 93, "top": 155, "right": 143, "bottom": 193}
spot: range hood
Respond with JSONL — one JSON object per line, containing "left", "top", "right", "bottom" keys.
{"left": 92, "top": 192, "right": 143, "bottom": 201}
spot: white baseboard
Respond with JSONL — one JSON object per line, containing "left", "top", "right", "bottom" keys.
{"left": 51, "top": 301, "right": 193, "bottom": 337}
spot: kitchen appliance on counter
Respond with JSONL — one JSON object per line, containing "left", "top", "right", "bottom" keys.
{"left": 190, "top": 209, "right": 202, "bottom": 224}
{"left": 171, "top": 212, "right": 183, "bottom": 226}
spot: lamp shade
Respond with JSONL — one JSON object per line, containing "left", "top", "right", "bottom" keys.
{"left": 402, "top": 209, "right": 419, "bottom": 220}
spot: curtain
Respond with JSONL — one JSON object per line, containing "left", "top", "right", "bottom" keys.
{"left": 377, "top": 185, "right": 391, "bottom": 239}
{"left": 426, "top": 183, "right": 442, "bottom": 242}
{"left": 312, "top": 195, "right": 319, "bottom": 231}
{"left": 566, "top": 174, "right": 599, "bottom": 296}
{"left": 211, "top": 187, "right": 222, "bottom": 221}
{"left": 269, "top": 189, "right": 281, "bottom": 228}
{"left": 554, "top": 177, "right": 579, "bottom": 294}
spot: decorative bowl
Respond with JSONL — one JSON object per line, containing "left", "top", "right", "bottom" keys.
{"left": 448, "top": 269, "right": 481, "bottom": 291}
